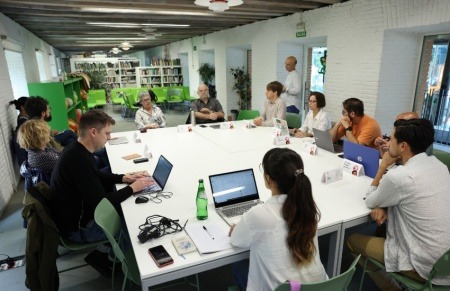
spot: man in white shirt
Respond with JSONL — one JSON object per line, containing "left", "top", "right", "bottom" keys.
{"left": 347, "top": 118, "right": 450, "bottom": 290}
{"left": 281, "top": 56, "right": 302, "bottom": 113}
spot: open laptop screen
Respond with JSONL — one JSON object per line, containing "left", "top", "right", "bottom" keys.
{"left": 152, "top": 155, "right": 173, "bottom": 189}
{"left": 343, "top": 141, "right": 379, "bottom": 178}
{"left": 209, "top": 169, "right": 259, "bottom": 208}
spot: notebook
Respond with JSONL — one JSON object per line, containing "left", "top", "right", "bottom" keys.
{"left": 134, "top": 155, "right": 173, "bottom": 195}
{"left": 108, "top": 136, "right": 128, "bottom": 145}
{"left": 312, "top": 128, "right": 343, "bottom": 153}
{"left": 343, "top": 140, "right": 380, "bottom": 178}
{"left": 209, "top": 168, "right": 262, "bottom": 226}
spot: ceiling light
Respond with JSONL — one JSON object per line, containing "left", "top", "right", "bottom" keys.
{"left": 82, "top": 7, "right": 211, "bottom": 16}
{"left": 119, "top": 41, "right": 134, "bottom": 50}
{"left": 195, "top": 0, "right": 243, "bottom": 12}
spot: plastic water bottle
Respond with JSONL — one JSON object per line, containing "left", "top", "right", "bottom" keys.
{"left": 196, "top": 179, "right": 208, "bottom": 220}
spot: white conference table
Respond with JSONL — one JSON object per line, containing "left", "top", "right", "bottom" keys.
{"left": 106, "top": 122, "right": 372, "bottom": 290}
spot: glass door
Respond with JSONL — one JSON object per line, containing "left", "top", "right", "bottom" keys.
{"left": 414, "top": 35, "right": 450, "bottom": 145}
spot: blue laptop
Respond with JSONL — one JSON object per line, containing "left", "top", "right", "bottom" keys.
{"left": 343, "top": 141, "right": 380, "bottom": 178}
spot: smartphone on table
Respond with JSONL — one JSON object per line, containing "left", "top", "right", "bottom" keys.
{"left": 148, "top": 245, "right": 174, "bottom": 267}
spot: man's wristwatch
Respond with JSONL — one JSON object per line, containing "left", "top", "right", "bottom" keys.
{"left": 345, "top": 126, "right": 353, "bottom": 131}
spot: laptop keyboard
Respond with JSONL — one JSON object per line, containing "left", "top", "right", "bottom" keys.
{"left": 222, "top": 203, "right": 256, "bottom": 217}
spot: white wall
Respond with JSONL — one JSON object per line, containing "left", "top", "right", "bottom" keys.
{"left": 0, "top": 13, "right": 60, "bottom": 213}
{"left": 149, "top": 0, "right": 450, "bottom": 133}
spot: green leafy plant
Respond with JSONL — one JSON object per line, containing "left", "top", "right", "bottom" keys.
{"left": 198, "top": 63, "right": 215, "bottom": 85}
{"left": 230, "top": 67, "right": 251, "bottom": 110}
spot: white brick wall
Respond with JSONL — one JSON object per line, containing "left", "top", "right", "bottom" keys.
{"left": 150, "top": 0, "right": 450, "bottom": 132}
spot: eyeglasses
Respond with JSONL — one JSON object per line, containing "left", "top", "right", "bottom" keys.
{"left": 142, "top": 98, "right": 151, "bottom": 103}
{"left": 259, "top": 163, "right": 264, "bottom": 173}
{"left": 308, "top": 100, "right": 317, "bottom": 103}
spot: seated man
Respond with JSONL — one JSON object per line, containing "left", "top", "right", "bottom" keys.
{"left": 190, "top": 84, "right": 225, "bottom": 124}
{"left": 50, "top": 109, "right": 152, "bottom": 275}
{"left": 330, "top": 98, "right": 381, "bottom": 149}
{"left": 347, "top": 118, "right": 450, "bottom": 290}
{"left": 253, "top": 81, "right": 286, "bottom": 127}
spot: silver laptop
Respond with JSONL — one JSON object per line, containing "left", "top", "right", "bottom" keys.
{"left": 209, "top": 169, "right": 262, "bottom": 226}
{"left": 312, "top": 128, "right": 344, "bottom": 153}
{"left": 134, "top": 155, "right": 173, "bottom": 195}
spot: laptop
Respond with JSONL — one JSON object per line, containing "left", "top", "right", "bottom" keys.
{"left": 312, "top": 128, "right": 344, "bottom": 153}
{"left": 209, "top": 169, "right": 262, "bottom": 226}
{"left": 134, "top": 155, "right": 173, "bottom": 195}
{"left": 343, "top": 140, "right": 380, "bottom": 178}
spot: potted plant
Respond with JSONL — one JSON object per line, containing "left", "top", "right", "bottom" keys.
{"left": 198, "top": 63, "right": 216, "bottom": 98}
{"left": 230, "top": 67, "right": 251, "bottom": 110}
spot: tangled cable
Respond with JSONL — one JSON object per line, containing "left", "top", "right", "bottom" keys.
{"left": 137, "top": 215, "right": 188, "bottom": 243}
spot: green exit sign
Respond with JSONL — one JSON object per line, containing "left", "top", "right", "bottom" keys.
{"left": 296, "top": 31, "right": 306, "bottom": 38}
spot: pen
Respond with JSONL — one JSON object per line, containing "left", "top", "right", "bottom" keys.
{"left": 203, "top": 226, "right": 214, "bottom": 240}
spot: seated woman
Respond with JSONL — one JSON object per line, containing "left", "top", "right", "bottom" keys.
{"left": 229, "top": 148, "right": 327, "bottom": 290}
{"left": 135, "top": 91, "right": 167, "bottom": 130}
{"left": 294, "top": 91, "right": 331, "bottom": 137}
{"left": 18, "top": 119, "right": 61, "bottom": 187}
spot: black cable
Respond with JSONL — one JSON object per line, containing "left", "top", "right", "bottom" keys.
{"left": 137, "top": 215, "right": 188, "bottom": 243}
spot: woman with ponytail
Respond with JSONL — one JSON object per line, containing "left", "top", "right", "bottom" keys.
{"left": 229, "top": 148, "right": 327, "bottom": 291}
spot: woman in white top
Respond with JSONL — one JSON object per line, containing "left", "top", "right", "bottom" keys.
{"left": 229, "top": 148, "right": 327, "bottom": 291}
{"left": 295, "top": 91, "right": 331, "bottom": 137}
{"left": 135, "top": 91, "right": 166, "bottom": 130}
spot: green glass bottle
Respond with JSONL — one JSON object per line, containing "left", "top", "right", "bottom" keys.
{"left": 196, "top": 179, "right": 208, "bottom": 220}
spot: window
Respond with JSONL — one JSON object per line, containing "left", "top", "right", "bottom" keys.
{"left": 5, "top": 50, "right": 28, "bottom": 99}
{"left": 35, "top": 50, "right": 47, "bottom": 81}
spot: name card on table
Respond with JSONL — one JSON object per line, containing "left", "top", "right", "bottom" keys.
{"left": 272, "top": 127, "right": 282, "bottom": 137}
{"left": 178, "top": 124, "right": 193, "bottom": 133}
{"left": 133, "top": 132, "right": 141, "bottom": 143}
{"left": 143, "top": 145, "right": 152, "bottom": 159}
{"left": 342, "top": 159, "right": 365, "bottom": 176}
{"left": 220, "top": 122, "right": 235, "bottom": 129}
{"left": 321, "top": 168, "right": 343, "bottom": 184}
{"left": 274, "top": 135, "right": 291, "bottom": 145}
{"left": 302, "top": 142, "right": 317, "bottom": 155}
{"left": 243, "top": 120, "right": 254, "bottom": 129}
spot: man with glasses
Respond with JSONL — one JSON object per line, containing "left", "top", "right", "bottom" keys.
{"left": 135, "top": 91, "right": 166, "bottom": 130}
{"left": 190, "top": 84, "right": 225, "bottom": 124}
{"left": 330, "top": 97, "right": 381, "bottom": 149}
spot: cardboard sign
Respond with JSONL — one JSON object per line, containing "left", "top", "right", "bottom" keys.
{"left": 178, "top": 124, "right": 193, "bottom": 133}
{"left": 274, "top": 135, "right": 291, "bottom": 145}
{"left": 243, "top": 120, "right": 254, "bottom": 129}
{"left": 220, "top": 122, "right": 235, "bottom": 129}
{"left": 272, "top": 127, "right": 282, "bottom": 137}
{"left": 321, "top": 168, "right": 343, "bottom": 184}
{"left": 143, "top": 145, "right": 152, "bottom": 159}
{"left": 342, "top": 158, "right": 365, "bottom": 177}
{"left": 302, "top": 142, "right": 317, "bottom": 155}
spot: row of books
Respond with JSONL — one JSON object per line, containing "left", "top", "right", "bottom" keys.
{"left": 151, "top": 58, "right": 181, "bottom": 66}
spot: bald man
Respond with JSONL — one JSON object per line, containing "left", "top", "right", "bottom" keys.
{"left": 190, "top": 84, "right": 225, "bottom": 124}
{"left": 281, "top": 56, "right": 302, "bottom": 113}
{"left": 375, "top": 111, "right": 432, "bottom": 156}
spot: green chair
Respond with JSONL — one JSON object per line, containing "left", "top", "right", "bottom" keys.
{"left": 181, "top": 86, "right": 198, "bottom": 102}
{"left": 433, "top": 149, "right": 450, "bottom": 172}
{"left": 237, "top": 110, "right": 260, "bottom": 120}
{"left": 167, "top": 88, "right": 185, "bottom": 112}
{"left": 359, "top": 250, "right": 450, "bottom": 291}
{"left": 94, "top": 198, "right": 139, "bottom": 291}
{"left": 152, "top": 87, "right": 168, "bottom": 111}
{"left": 286, "top": 112, "right": 302, "bottom": 129}
{"left": 122, "top": 93, "right": 139, "bottom": 118}
{"left": 88, "top": 89, "right": 107, "bottom": 107}
{"left": 86, "top": 94, "right": 97, "bottom": 109}
{"left": 228, "top": 255, "right": 360, "bottom": 291}
{"left": 110, "top": 90, "right": 125, "bottom": 106}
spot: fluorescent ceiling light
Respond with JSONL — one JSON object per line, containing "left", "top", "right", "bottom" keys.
{"left": 86, "top": 22, "right": 190, "bottom": 28}
{"left": 75, "top": 37, "right": 146, "bottom": 41}
{"left": 82, "top": 7, "right": 211, "bottom": 16}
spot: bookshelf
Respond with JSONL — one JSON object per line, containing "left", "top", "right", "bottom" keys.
{"left": 137, "top": 65, "right": 183, "bottom": 88}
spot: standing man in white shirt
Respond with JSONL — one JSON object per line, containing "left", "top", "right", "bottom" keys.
{"left": 281, "top": 56, "right": 302, "bottom": 114}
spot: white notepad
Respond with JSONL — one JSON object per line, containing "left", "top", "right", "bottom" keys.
{"left": 185, "top": 222, "right": 232, "bottom": 254}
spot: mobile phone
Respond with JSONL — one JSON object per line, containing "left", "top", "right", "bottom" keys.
{"left": 133, "top": 157, "right": 149, "bottom": 163}
{"left": 200, "top": 124, "right": 207, "bottom": 128}
{"left": 148, "top": 245, "right": 174, "bottom": 267}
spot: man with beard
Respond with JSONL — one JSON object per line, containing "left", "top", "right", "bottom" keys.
{"left": 25, "top": 96, "right": 77, "bottom": 146}
{"left": 330, "top": 98, "right": 381, "bottom": 149}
